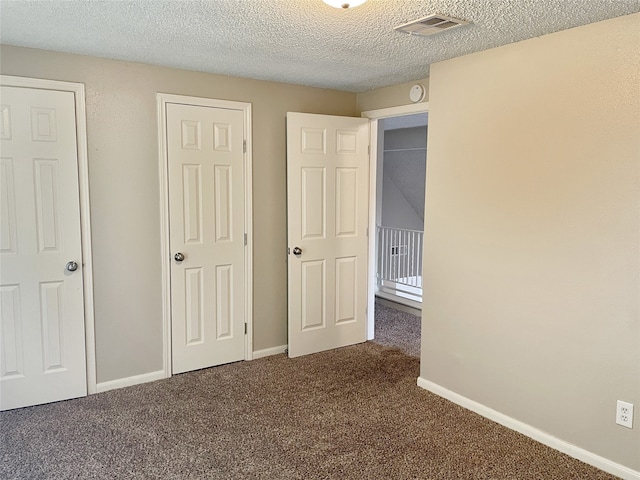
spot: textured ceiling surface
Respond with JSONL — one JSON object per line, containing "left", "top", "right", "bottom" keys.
{"left": 1, "top": 0, "right": 638, "bottom": 92}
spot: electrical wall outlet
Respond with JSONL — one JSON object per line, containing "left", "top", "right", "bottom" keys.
{"left": 616, "top": 400, "right": 634, "bottom": 428}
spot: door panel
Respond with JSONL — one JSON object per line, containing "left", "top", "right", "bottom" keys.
{"left": 0, "top": 86, "right": 86, "bottom": 410}
{"left": 287, "top": 112, "right": 369, "bottom": 358}
{"left": 301, "top": 259, "right": 325, "bottom": 330}
{"left": 335, "top": 256, "right": 357, "bottom": 323}
{"left": 302, "top": 167, "right": 325, "bottom": 238}
{"left": 167, "top": 103, "right": 245, "bottom": 374}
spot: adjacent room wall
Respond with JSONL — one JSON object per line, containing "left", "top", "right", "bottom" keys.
{"left": 380, "top": 174, "right": 423, "bottom": 231}
{"left": 421, "top": 12, "right": 639, "bottom": 472}
{"left": 381, "top": 126, "right": 427, "bottom": 230}
{"left": 0, "top": 45, "right": 357, "bottom": 383}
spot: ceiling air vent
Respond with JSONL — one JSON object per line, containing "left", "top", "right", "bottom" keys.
{"left": 395, "top": 14, "right": 469, "bottom": 37}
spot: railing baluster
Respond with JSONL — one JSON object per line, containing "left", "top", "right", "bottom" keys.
{"left": 409, "top": 231, "right": 415, "bottom": 285}
{"left": 394, "top": 228, "right": 398, "bottom": 281}
{"left": 404, "top": 229, "right": 409, "bottom": 282}
{"left": 375, "top": 225, "right": 423, "bottom": 303}
{"left": 384, "top": 227, "right": 388, "bottom": 284}
{"left": 378, "top": 226, "right": 383, "bottom": 286}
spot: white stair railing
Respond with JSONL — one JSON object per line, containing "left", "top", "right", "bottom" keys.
{"left": 376, "top": 226, "right": 423, "bottom": 303}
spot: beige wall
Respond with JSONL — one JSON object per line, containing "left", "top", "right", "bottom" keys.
{"left": 0, "top": 45, "right": 357, "bottom": 383}
{"left": 357, "top": 77, "right": 429, "bottom": 112}
{"left": 421, "top": 13, "right": 639, "bottom": 470}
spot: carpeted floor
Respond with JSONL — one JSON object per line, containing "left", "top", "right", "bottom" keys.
{"left": 372, "top": 301, "right": 421, "bottom": 357}
{"left": 1, "top": 309, "right": 616, "bottom": 479}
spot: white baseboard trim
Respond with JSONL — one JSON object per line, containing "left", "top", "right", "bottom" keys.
{"left": 96, "top": 370, "right": 167, "bottom": 394}
{"left": 375, "top": 291, "right": 422, "bottom": 311}
{"left": 417, "top": 377, "right": 639, "bottom": 480}
{"left": 253, "top": 345, "right": 288, "bottom": 359}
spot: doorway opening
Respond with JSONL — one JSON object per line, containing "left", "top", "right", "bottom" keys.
{"left": 375, "top": 114, "right": 427, "bottom": 309}
{"left": 363, "top": 105, "right": 429, "bottom": 356}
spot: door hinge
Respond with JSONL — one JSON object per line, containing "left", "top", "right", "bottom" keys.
{"left": 244, "top": 233, "right": 247, "bottom": 246}
{"left": 366, "top": 227, "right": 369, "bottom": 237}
{"left": 368, "top": 145, "right": 370, "bottom": 155}
{"left": 243, "top": 140, "right": 246, "bottom": 153}
{"left": 244, "top": 323, "right": 247, "bottom": 335}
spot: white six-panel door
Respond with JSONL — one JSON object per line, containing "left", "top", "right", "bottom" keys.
{"left": 0, "top": 85, "right": 87, "bottom": 410}
{"left": 167, "top": 102, "right": 246, "bottom": 374}
{"left": 286, "top": 113, "right": 370, "bottom": 358}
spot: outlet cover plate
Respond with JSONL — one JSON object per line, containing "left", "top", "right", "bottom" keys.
{"left": 616, "top": 400, "right": 634, "bottom": 428}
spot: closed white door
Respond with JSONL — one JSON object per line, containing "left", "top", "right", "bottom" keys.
{"left": 286, "top": 112, "right": 370, "bottom": 358}
{"left": 0, "top": 85, "right": 87, "bottom": 410}
{"left": 167, "top": 102, "right": 245, "bottom": 374}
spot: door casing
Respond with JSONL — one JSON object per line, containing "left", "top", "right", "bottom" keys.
{"left": 157, "top": 93, "right": 253, "bottom": 377}
{"left": 0, "top": 75, "right": 96, "bottom": 394}
{"left": 361, "top": 102, "right": 429, "bottom": 340}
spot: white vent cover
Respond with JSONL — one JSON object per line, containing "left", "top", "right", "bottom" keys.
{"left": 395, "top": 14, "right": 469, "bottom": 37}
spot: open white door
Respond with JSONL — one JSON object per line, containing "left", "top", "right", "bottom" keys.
{"left": 286, "top": 112, "right": 369, "bottom": 358}
{"left": 166, "top": 102, "right": 246, "bottom": 374}
{"left": 0, "top": 85, "right": 87, "bottom": 410}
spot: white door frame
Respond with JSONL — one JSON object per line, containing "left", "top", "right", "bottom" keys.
{"left": 361, "top": 103, "right": 429, "bottom": 340}
{"left": 157, "top": 93, "right": 253, "bottom": 377}
{"left": 0, "top": 75, "right": 97, "bottom": 394}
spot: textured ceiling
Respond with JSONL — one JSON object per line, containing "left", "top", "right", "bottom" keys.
{"left": 1, "top": 0, "right": 638, "bottom": 92}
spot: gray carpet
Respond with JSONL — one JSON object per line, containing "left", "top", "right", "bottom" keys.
{"left": 372, "top": 302, "right": 421, "bottom": 357}
{"left": 1, "top": 325, "right": 616, "bottom": 479}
